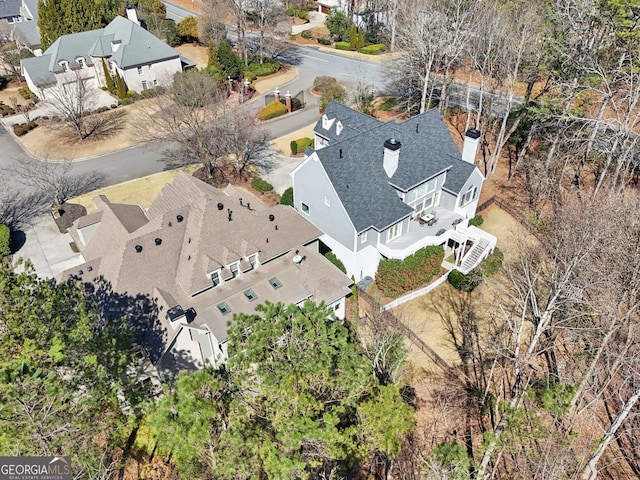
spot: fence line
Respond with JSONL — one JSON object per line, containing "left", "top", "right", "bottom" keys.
{"left": 358, "top": 288, "right": 451, "bottom": 372}
{"left": 477, "top": 195, "right": 546, "bottom": 242}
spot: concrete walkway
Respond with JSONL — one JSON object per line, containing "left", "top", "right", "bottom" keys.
{"left": 291, "top": 11, "right": 326, "bottom": 35}
{"left": 14, "top": 214, "right": 84, "bottom": 279}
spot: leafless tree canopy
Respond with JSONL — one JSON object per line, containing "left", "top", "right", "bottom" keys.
{"left": 43, "top": 71, "right": 127, "bottom": 141}
{"left": 135, "top": 70, "right": 272, "bottom": 179}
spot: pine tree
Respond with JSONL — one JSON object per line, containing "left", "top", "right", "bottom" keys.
{"left": 114, "top": 70, "right": 127, "bottom": 99}
{"left": 357, "top": 28, "right": 365, "bottom": 50}
{"left": 349, "top": 23, "right": 357, "bottom": 50}
{"left": 101, "top": 58, "right": 115, "bottom": 93}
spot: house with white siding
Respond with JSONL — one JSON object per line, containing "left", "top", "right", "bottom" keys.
{"left": 20, "top": 8, "right": 194, "bottom": 101}
{"left": 291, "top": 101, "right": 497, "bottom": 280}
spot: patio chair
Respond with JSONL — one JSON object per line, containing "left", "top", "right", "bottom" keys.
{"left": 427, "top": 212, "right": 437, "bottom": 226}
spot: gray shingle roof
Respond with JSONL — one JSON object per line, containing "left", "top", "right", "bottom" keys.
{"left": 101, "top": 15, "right": 179, "bottom": 68}
{"left": 0, "top": 0, "right": 20, "bottom": 19}
{"left": 315, "top": 100, "right": 381, "bottom": 143}
{"left": 312, "top": 104, "right": 478, "bottom": 233}
{"left": 21, "top": 14, "right": 182, "bottom": 86}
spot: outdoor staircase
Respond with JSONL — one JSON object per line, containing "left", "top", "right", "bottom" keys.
{"left": 460, "top": 237, "right": 491, "bottom": 273}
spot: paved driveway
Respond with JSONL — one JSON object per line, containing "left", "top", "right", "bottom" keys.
{"left": 14, "top": 214, "right": 84, "bottom": 279}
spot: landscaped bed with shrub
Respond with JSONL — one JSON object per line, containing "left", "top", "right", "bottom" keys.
{"left": 13, "top": 121, "right": 38, "bottom": 136}
{"left": 448, "top": 247, "right": 504, "bottom": 292}
{"left": 258, "top": 100, "right": 288, "bottom": 120}
{"left": 290, "top": 137, "right": 313, "bottom": 156}
{"left": 375, "top": 245, "right": 444, "bottom": 297}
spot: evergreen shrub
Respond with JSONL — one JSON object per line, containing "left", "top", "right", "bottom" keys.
{"left": 251, "top": 177, "right": 273, "bottom": 192}
{"left": 258, "top": 100, "right": 287, "bottom": 120}
{"left": 280, "top": 187, "right": 293, "bottom": 206}
{"left": 0, "top": 224, "right": 10, "bottom": 258}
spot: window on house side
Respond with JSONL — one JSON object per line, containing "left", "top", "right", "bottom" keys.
{"left": 360, "top": 231, "right": 367, "bottom": 243}
{"left": 137, "top": 66, "right": 143, "bottom": 75}
{"left": 301, "top": 202, "right": 310, "bottom": 215}
{"left": 387, "top": 223, "right": 402, "bottom": 242}
{"left": 142, "top": 80, "right": 147, "bottom": 90}
{"left": 461, "top": 186, "right": 478, "bottom": 207}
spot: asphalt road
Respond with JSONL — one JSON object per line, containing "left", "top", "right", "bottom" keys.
{"left": 0, "top": 45, "right": 386, "bottom": 190}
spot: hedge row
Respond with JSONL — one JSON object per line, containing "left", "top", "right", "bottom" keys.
{"left": 376, "top": 245, "right": 444, "bottom": 297}
{"left": 19, "top": 86, "right": 36, "bottom": 100}
{"left": 0, "top": 103, "right": 15, "bottom": 117}
{"left": 258, "top": 100, "right": 288, "bottom": 120}
{"left": 360, "top": 44, "right": 386, "bottom": 55}
{"left": 13, "top": 121, "right": 38, "bottom": 136}
{"left": 333, "top": 42, "right": 385, "bottom": 55}
{"left": 325, "top": 252, "right": 347, "bottom": 274}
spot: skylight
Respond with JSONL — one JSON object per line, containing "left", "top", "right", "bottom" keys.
{"left": 269, "top": 277, "right": 282, "bottom": 289}
{"left": 217, "top": 302, "right": 231, "bottom": 315}
{"left": 244, "top": 289, "right": 258, "bottom": 301}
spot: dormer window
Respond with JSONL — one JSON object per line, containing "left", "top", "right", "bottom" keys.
{"left": 229, "top": 261, "right": 239, "bottom": 279}
{"left": 76, "top": 57, "right": 86, "bottom": 68}
{"left": 59, "top": 60, "right": 69, "bottom": 71}
{"left": 321, "top": 114, "right": 335, "bottom": 130}
{"left": 248, "top": 253, "right": 259, "bottom": 269}
{"left": 210, "top": 270, "right": 221, "bottom": 287}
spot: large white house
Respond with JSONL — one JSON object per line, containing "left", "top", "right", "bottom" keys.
{"left": 21, "top": 8, "right": 194, "bottom": 101}
{"left": 291, "top": 101, "right": 497, "bottom": 280}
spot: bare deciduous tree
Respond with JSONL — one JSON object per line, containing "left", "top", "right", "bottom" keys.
{"left": 6, "top": 155, "right": 106, "bottom": 207}
{"left": 43, "top": 71, "right": 127, "bottom": 140}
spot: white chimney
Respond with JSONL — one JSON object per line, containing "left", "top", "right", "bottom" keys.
{"left": 462, "top": 128, "right": 481, "bottom": 164}
{"left": 383, "top": 138, "right": 401, "bottom": 178}
{"left": 126, "top": 5, "right": 140, "bottom": 25}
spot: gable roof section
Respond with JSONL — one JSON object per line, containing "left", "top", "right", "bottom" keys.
{"left": 21, "top": 14, "right": 182, "bottom": 86}
{"left": 315, "top": 127, "right": 413, "bottom": 233}
{"left": 101, "top": 15, "right": 180, "bottom": 68}
{"left": 311, "top": 105, "right": 480, "bottom": 232}
{"left": 315, "top": 100, "right": 381, "bottom": 143}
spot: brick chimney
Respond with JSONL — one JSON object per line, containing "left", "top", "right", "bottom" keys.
{"left": 383, "top": 138, "right": 401, "bottom": 178}
{"left": 462, "top": 128, "right": 481, "bottom": 164}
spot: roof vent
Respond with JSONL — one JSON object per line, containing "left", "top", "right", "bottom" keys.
{"left": 176, "top": 215, "right": 184, "bottom": 222}
{"left": 135, "top": 245, "right": 143, "bottom": 253}
{"left": 239, "top": 198, "right": 243, "bottom": 206}
{"left": 217, "top": 202, "right": 224, "bottom": 210}
{"left": 293, "top": 255, "right": 303, "bottom": 264}
{"left": 228, "top": 209, "right": 232, "bottom": 221}
{"left": 168, "top": 221, "right": 172, "bottom": 227}
{"left": 383, "top": 138, "right": 401, "bottom": 151}
{"left": 155, "top": 238, "right": 162, "bottom": 245}
{"left": 87, "top": 266, "right": 93, "bottom": 271}
{"left": 269, "top": 214, "right": 275, "bottom": 222}
{"left": 339, "top": 148, "right": 343, "bottom": 159}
